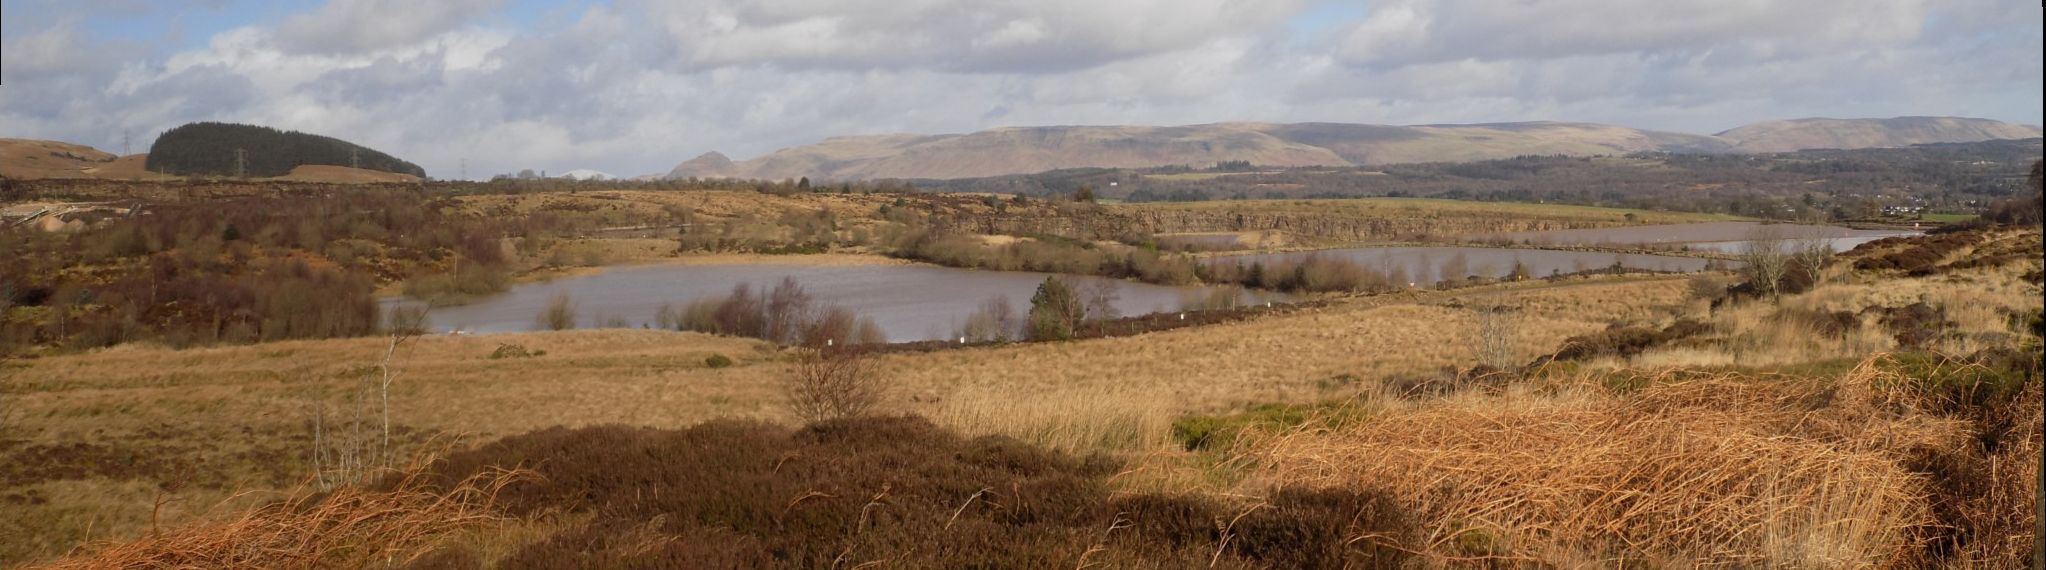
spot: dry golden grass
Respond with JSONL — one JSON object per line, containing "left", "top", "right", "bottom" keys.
{"left": 450, "top": 189, "right": 897, "bottom": 228}
{"left": 1625, "top": 237, "right": 2044, "bottom": 368}
{"left": 34, "top": 466, "right": 526, "bottom": 570}
{"left": 1237, "top": 358, "right": 1969, "bottom": 566}
{"left": 0, "top": 275, "right": 1693, "bottom": 564}
{"left": 930, "top": 387, "right": 1174, "bottom": 453}
{"left": 883, "top": 277, "right": 1689, "bottom": 416}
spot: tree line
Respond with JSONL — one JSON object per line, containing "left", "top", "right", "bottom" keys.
{"left": 145, "top": 122, "right": 427, "bottom": 178}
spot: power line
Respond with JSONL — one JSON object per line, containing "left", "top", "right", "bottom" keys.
{"left": 233, "top": 148, "right": 248, "bottom": 179}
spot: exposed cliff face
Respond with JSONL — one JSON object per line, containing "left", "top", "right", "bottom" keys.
{"left": 669, "top": 117, "right": 2040, "bottom": 181}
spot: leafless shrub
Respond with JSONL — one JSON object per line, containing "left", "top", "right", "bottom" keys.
{"left": 784, "top": 351, "right": 888, "bottom": 423}
{"left": 672, "top": 278, "right": 883, "bottom": 345}
{"left": 802, "top": 306, "right": 885, "bottom": 346}
{"left": 1789, "top": 236, "right": 1835, "bottom": 291}
{"left": 762, "top": 276, "right": 814, "bottom": 344}
{"left": 1078, "top": 279, "right": 1122, "bottom": 321}
{"left": 1739, "top": 227, "right": 1789, "bottom": 298}
{"left": 385, "top": 304, "right": 430, "bottom": 336}
{"left": 1178, "top": 284, "right": 1245, "bottom": 311}
{"left": 537, "top": 293, "right": 577, "bottom": 330}
{"left": 310, "top": 317, "right": 425, "bottom": 490}
{"left": 957, "top": 295, "right": 1017, "bottom": 342}
{"left": 653, "top": 302, "right": 680, "bottom": 330}
{"left": 1688, "top": 272, "right": 1733, "bottom": 305}
{"left": 1474, "top": 306, "right": 1519, "bottom": 369}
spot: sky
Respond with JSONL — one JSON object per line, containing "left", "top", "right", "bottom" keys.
{"left": 2, "top": 0, "right": 2040, "bottom": 179}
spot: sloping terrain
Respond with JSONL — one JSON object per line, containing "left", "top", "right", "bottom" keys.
{"left": 0, "top": 140, "right": 416, "bottom": 183}
{"left": 1718, "top": 116, "right": 2043, "bottom": 153}
{"left": 671, "top": 117, "right": 2041, "bottom": 181}
{"left": 144, "top": 122, "right": 425, "bottom": 178}
{"left": 0, "top": 139, "right": 121, "bottom": 179}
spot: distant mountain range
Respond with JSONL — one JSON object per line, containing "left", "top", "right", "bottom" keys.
{"left": 668, "top": 116, "right": 2042, "bottom": 181}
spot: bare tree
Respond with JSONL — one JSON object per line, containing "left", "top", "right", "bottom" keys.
{"left": 1738, "top": 226, "right": 1789, "bottom": 299}
{"left": 957, "top": 295, "right": 1016, "bottom": 342}
{"left": 1789, "top": 236, "right": 1835, "bottom": 291}
{"left": 310, "top": 308, "right": 427, "bottom": 490}
{"left": 785, "top": 351, "right": 887, "bottom": 423}
{"left": 1078, "top": 279, "right": 1121, "bottom": 321}
{"left": 763, "top": 276, "right": 815, "bottom": 344}
{"left": 1474, "top": 306, "right": 1519, "bottom": 369}
{"left": 375, "top": 309, "right": 427, "bottom": 465}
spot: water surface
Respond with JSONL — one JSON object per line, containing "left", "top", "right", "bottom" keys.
{"left": 1212, "top": 246, "right": 1722, "bottom": 287}
{"left": 395, "top": 263, "right": 1278, "bottom": 340}
{"left": 1480, "top": 221, "right": 1917, "bottom": 253}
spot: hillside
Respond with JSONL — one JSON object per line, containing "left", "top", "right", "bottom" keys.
{"left": 0, "top": 139, "right": 417, "bottom": 183}
{"left": 670, "top": 117, "right": 2040, "bottom": 181}
{"left": 0, "top": 138, "right": 123, "bottom": 179}
{"left": 1718, "top": 116, "right": 2043, "bottom": 153}
{"left": 144, "top": 122, "right": 426, "bottom": 178}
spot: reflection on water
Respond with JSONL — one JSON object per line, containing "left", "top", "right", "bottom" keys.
{"left": 1211, "top": 246, "right": 1723, "bottom": 287}
{"left": 388, "top": 263, "right": 1281, "bottom": 340}
{"left": 1479, "top": 221, "right": 1917, "bottom": 253}
{"left": 394, "top": 223, "right": 1915, "bottom": 338}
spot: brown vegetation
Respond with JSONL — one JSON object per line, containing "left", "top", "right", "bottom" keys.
{"left": 663, "top": 277, "right": 885, "bottom": 346}
{"left": 783, "top": 352, "right": 887, "bottom": 423}
{"left": 6, "top": 226, "right": 2038, "bottom": 567}
{"left": 1242, "top": 357, "right": 2040, "bottom": 566}
{"left": 38, "top": 467, "right": 525, "bottom": 570}
{"left": 392, "top": 417, "right": 1415, "bottom": 568}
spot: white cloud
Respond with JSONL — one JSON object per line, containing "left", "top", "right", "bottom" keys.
{"left": 637, "top": 0, "right": 1303, "bottom": 72}
{"left": 0, "top": 0, "right": 2037, "bottom": 179}
{"left": 275, "top": 0, "right": 506, "bottom": 54}
{"left": 1337, "top": 0, "right": 1932, "bottom": 66}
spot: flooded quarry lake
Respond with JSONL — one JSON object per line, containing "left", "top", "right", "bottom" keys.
{"left": 1480, "top": 221, "right": 1917, "bottom": 253}
{"left": 399, "top": 223, "right": 1906, "bottom": 338}
{"left": 396, "top": 262, "right": 1283, "bottom": 340}
{"left": 1210, "top": 246, "right": 1723, "bottom": 286}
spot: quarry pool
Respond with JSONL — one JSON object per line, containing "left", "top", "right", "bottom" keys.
{"left": 388, "top": 262, "right": 1283, "bottom": 340}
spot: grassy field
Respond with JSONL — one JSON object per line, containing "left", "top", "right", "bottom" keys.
{"left": 0, "top": 274, "right": 1691, "bottom": 564}
{"left": 2, "top": 183, "right": 2036, "bottom": 566}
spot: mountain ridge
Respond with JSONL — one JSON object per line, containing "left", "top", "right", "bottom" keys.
{"left": 669, "top": 116, "right": 2041, "bottom": 181}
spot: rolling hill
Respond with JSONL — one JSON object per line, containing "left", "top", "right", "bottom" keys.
{"left": 1715, "top": 116, "right": 2043, "bottom": 153}
{"left": 144, "top": 122, "right": 425, "bottom": 179}
{"left": 668, "top": 117, "right": 2041, "bottom": 181}
{"left": 0, "top": 138, "right": 419, "bottom": 183}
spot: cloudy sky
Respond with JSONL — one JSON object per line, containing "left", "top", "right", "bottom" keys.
{"left": 3, "top": 0, "right": 2040, "bottom": 179}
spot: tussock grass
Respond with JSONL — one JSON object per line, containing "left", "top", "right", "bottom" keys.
{"left": 931, "top": 388, "right": 1173, "bottom": 453}
{"left": 1240, "top": 358, "right": 1992, "bottom": 566}
{"left": 37, "top": 467, "right": 527, "bottom": 570}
